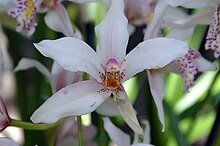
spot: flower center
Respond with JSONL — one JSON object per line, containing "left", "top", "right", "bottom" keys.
{"left": 104, "top": 59, "right": 121, "bottom": 90}
{"left": 8, "top": 0, "right": 37, "bottom": 33}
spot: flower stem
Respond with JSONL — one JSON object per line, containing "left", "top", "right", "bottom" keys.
{"left": 98, "top": 114, "right": 106, "bottom": 146}
{"left": 9, "top": 118, "right": 59, "bottom": 130}
{"left": 77, "top": 116, "right": 83, "bottom": 146}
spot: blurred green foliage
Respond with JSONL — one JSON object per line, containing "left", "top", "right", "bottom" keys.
{"left": 0, "top": 2, "right": 219, "bottom": 146}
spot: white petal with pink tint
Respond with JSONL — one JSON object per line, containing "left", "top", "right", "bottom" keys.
{"left": 95, "top": 98, "right": 120, "bottom": 116}
{"left": 143, "top": 120, "right": 151, "bottom": 144}
{"left": 194, "top": 56, "right": 216, "bottom": 72}
{"left": 95, "top": 0, "right": 128, "bottom": 65}
{"left": 172, "top": 48, "right": 200, "bottom": 91}
{"left": 123, "top": 38, "right": 189, "bottom": 82}
{"left": 0, "top": 137, "right": 18, "bottom": 146}
{"left": 147, "top": 70, "right": 165, "bottom": 131}
{"left": 151, "top": 48, "right": 215, "bottom": 94}
{"left": 31, "top": 80, "right": 111, "bottom": 123}
{"left": 14, "top": 58, "right": 50, "bottom": 80}
{"left": 0, "top": 96, "right": 10, "bottom": 132}
{"left": 44, "top": 4, "right": 74, "bottom": 37}
{"left": 54, "top": 117, "right": 97, "bottom": 146}
{"left": 34, "top": 37, "right": 104, "bottom": 82}
{"left": 170, "top": 48, "right": 215, "bottom": 92}
{"left": 116, "top": 90, "right": 143, "bottom": 135}
{"left": 104, "top": 118, "right": 153, "bottom": 146}
{"left": 171, "top": 8, "right": 213, "bottom": 28}
{"left": 104, "top": 118, "right": 130, "bottom": 146}
{"left": 50, "top": 62, "right": 82, "bottom": 93}
{"left": 144, "top": 0, "right": 168, "bottom": 39}
{"left": 166, "top": 26, "right": 195, "bottom": 41}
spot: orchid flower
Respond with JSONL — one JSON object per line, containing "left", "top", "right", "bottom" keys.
{"left": 0, "top": 137, "right": 18, "bottom": 146}
{"left": 14, "top": 21, "right": 119, "bottom": 116}
{"left": 168, "top": 0, "right": 220, "bottom": 58}
{"left": 6, "top": 0, "right": 96, "bottom": 36}
{"left": 142, "top": 0, "right": 217, "bottom": 132}
{"left": 30, "top": 0, "right": 189, "bottom": 135}
{"left": 39, "top": 0, "right": 83, "bottom": 37}
{"left": 104, "top": 118, "right": 153, "bottom": 146}
{"left": 54, "top": 117, "right": 97, "bottom": 146}
{"left": 123, "top": 0, "right": 157, "bottom": 35}
{"left": 124, "top": 0, "right": 157, "bottom": 24}
{"left": 7, "top": 0, "right": 42, "bottom": 35}
{"left": 0, "top": 95, "right": 10, "bottom": 132}
{"left": 144, "top": 0, "right": 197, "bottom": 41}
{"left": 147, "top": 47, "right": 216, "bottom": 131}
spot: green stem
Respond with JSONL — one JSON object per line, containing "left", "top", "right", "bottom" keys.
{"left": 77, "top": 116, "right": 83, "bottom": 146}
{"left": 9, "top": 118, "right": 59, "bottom": 130}
{"left": 98, "top": 114, "right": 106, "bottom": 146}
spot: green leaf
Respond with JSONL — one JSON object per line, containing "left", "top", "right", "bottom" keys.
{"left": 164, "top": 101, "right": 189, "bottom": 146}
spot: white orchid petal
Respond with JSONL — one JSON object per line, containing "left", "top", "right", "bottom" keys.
{"left": 14, "top": 58, "right": 50, "bottom": 80}
{"left": 123, "top": 38, "right": 189, "bottom": 82}
{"left": 147, "top": 71, "right": 165, "bottom": 132}
{"left": 166, "top": 26, "right": 195, "bottom": 41}
{"left": 195, "top": 56, "right": 216, "bottom": 72}
{"left": 0, "top": 96, "right": 9, "bottom": 132}
{"left": 0, "top": 26, "right": 8, "bottom": 50}
{"left": 44, "top": 5, "right": 74, "bottom": 37}
{"left": 144, "top": 0, "right": 169, "bottom": 39}
{"left": 0, "top": 138, "right": 18, "bottom": 146}
{"left": 104, "top": 118, "right": 130, "bottom": 146}
{"left": 50, "top": 62, "right": 83, "bottom": 93}
{"left": 34, "top": 37, "right": 104, "bottom": 82}
{"left": 0, "top": 96, "right": 8, "bottom": 118}
{"left": 171, "top": 8, "right": 214, "bottom": 28}
{"left": 73, "top": 29, "right": 83, "bottom": 40}
{"left": 163, "top": 6, "right": 188, "bottom": 23}
{"left": 116, "top": 91, "right": 143, "bottom": 135}
{"left": 55, "top": 117, "right": 97, "bottom": 146}
{"left": 54, "top": 117, "right": 77, "bottom": 146}
{"left": 95, "top": 0, "right": 128, "bottom": 65}
{"left": 168, "top": 0, "right": 217, "bottom": 8}
{"left": 142, "top": 120, "right": 151, "bottom": 144}
{"left": 96, "top": 98, "right": 121, "bottom": 116}
{"left": 31, "top": 80, "right": 111, "bottom": 123}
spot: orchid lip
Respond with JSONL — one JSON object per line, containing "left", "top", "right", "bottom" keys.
{"left": 102, "top": 58, "right": 123, "bottom": 90}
